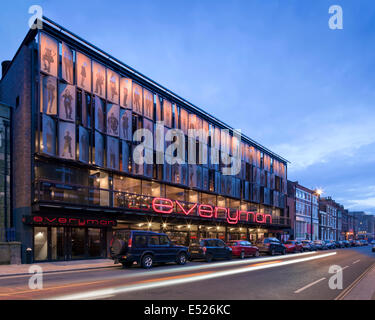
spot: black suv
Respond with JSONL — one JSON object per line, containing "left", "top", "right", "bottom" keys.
{"left": 110, "top": 230, "right": 189, "bottom": 268}
{"left": 188, "top": 239, "right": 232, "bottom": 262}
{"left": 256, "top": 237, "right": 286, "bottom": 255}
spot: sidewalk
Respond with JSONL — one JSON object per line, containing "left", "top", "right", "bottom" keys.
{"left": 0, "top": 259, "right": 120, "bottom": 277}
{"left": 343, "top": 263, "right": 375, "bottom": 300}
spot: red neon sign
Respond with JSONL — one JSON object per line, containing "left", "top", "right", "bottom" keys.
{"left": 24, "top": 216, "right": 117, "bottom": 227}
{"left": 151, "top": 197, "right": 273, "bottom": 225}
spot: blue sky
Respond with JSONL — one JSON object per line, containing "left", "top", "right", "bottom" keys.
{"left": 1, "top": 0, "right": 375, "bottom": 214}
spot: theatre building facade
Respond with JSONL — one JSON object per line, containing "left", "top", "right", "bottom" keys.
{"left": 0, "top": 18, "right": 290, "bottom": 263}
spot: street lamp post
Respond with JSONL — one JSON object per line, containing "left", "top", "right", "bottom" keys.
{"left": 313, "top": 189, "right": 323, "bottom": 241}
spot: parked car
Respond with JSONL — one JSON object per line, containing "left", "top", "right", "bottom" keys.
{"left": 313, "top": 240, "right": 327, "bottom": 250}
{"left": 227, "top": 240, "right": 259, "bottom": 259}
{"left": 335, "top": 241, "right": 344, "bottom": 248}
{"left": 301, "top": 240, "right": 315, "bottom": 251}
{"left": 360, "top": 240, "right": 368, "bottom": 246}
{"left": 349, "top": 240, "right": 356, "bottom": 247}
{"left": 356, "top": 240, "right": 363, "bottom": 246}
{"left": 256, "top": 237, "right": 286, "bottom": 256}
{"left": 342, "top": 240, "right": 351, "bottom": 248}
{"left": 325, "top": 240, "right": 336, "bottom": 249}
{"left": 283, "top": 240, "right": 303, "bottom": 253}
{"left": 189, "top": 239, "right": 232, "bottom": 262}
{"left": 370, "top": 240, "right": 375, "bottom": 245}
{"left": 372, "top": 243, "right": 375, "bottom": 253}
{"left": 110, "top": 230, "right": 189, "bottom": 268}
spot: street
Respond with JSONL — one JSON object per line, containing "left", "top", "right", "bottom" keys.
{"left": 0, "top": 246, "right": 373, "bottom": 300}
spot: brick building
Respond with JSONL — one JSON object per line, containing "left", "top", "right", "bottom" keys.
{"left": 0, "top": 17, "right": 290, "bottom": 263}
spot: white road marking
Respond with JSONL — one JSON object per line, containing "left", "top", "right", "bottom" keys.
{"left": 342, "top": 266, "right": 349, "bottom": 270}
{"left": 52, "top": 252, "right": 337, "bottom": 300}
{"left": 352, "top": 259, "right": 360, "bottom": 264}
{"left": 294, "top": 277, "right": 326, "bottom": 294}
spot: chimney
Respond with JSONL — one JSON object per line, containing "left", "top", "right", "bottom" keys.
{"left": 1, "top": 60, "right": 11, "bottom": 79}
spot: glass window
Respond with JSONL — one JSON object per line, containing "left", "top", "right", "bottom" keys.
{"left": 71, "top": 228, "right": 86, "bottom": 259}
{"left": 88, "top": 228, "right": 101, "bottom": 257}
{"left": 134, "top": 235, "right": 148, "bottom": 248}
{"left": 201, "top": 193, "right": 216, "bottom": 206}
{"left": 34, "top": 227, "right": 48, "bottom": 261}
{"left": 142, "top": 181, "right": 162, "bottom": 198}
{"left": 166, "top": 185, "right": 185, "bottom": 201}
{"left": 216, "top": 240, "right": 225, "bottom": 247}
{"left": 51, "top": 227, "right": 64, "bottom": 261}
{"left": 148, "top": 235, "right": 160, "bottom": 246}
{"left": 113, "top": 176, "right": 141, "bottom": 194}
{"left": 159, "top": 235, "right": 170, "bottom": 246}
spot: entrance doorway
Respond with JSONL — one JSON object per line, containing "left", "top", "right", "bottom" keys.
{"left": 33, "top": 226, "right": 107, "bottom": 262}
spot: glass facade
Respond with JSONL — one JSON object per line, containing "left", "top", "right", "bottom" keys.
{"left": 0, "top": 103, "right": 11, "bottom": 242}
{"left": 27, "top": 27, "right": 290, "bottom": 261}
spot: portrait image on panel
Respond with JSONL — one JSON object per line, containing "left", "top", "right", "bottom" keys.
{"left": 93, "top": 61, "right": 106, "bottom": 99}
{"left": 107, "top": 136, "right": 119, "bottom": 170}
{"left": 42, "top": 114, "right": 56, "bottom": 156}
{"left": 181, "top": 163, "right": 187, "bottom": 185}
{"left": 76, "top": 52, "right": 91, "bottom": 91}
{"left": 143, "top": 118, "right": 153, "bottom": 136}
{"left": 143, "top": 88, "right": 154, "bottom": 120}
{"left": 189, "top": 113, "right": 197, "bottom": 131}
{"left": 163, "top": 99, "right": 172, "bottom": 128}
{"left": 94, "top": 96, "right": 105, "bottom": 133}
{"left": 120, "top": 78, "right": 132, "bottom": 109}
{"left": 188, "top": 164, "right": 197, "bottom": 187}
{"left": 122, "top": 140, "right": 130, "bottom": 173}
{"left": 107, "top": 69, "right": 119, "bottom": 104}
{"left": 180, "top": 108, "right": 188, "bottom": 135}
{"left": 107, "top": 104, "right": 119, "bottom": 137}
{"left": 81, "top": 92, "right": 88, "bottom": 127}
{"left": 120, "top": 109, "right": 132, "bottom": 141}
{"left": 61, "top": 42, "right": 73, "bottom": 84}
{"left": 40, "top": 33, "right": 58, "bottom": 77}
{"left": 94, "top": 131, "right": 104, "bottom": 167}
{"left": 59, "top": 121, "right": 76, "bottom": 160}
{"left": 132, "top": 82, "right": 143, "bottom": 115}
{"left": 59, "top": 83, "right": 76, "bottom": 122}
{"left": 79, "top": 126, "right": 89, "bottom": 163}
{"left": 41, "top": 75, "right": 57, "bottom": 115}
{"left": 155, "top": 94, "right": 162, "bottom": 121}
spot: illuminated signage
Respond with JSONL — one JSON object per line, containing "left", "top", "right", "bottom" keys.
{"left": 151, "top": 197, "right": 272, "bottom": 225}
{"left": 23, "top": 215, "right": 117, "bottom": 227}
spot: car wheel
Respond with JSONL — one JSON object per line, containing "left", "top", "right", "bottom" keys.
{"left": 282, "top": 248, "right": 286, "bottom": 255}
{"left": 205, "top": 253, "right": 213, "bottom": 263}
{"left": 240, "top": 251, "right": 245, "bottom": 259}
{"left": 176, "top": 252, "right": 187, "bottom": 265}
{"left": 254, "top": 250, "right": 260, "bottom": 257}
{"left": 270, "top": 248, "right": 275, "bottom": 256}
{"left": 141, "top": 254, "right": 153, "bottom": 269}
{"left": 227, "top": 253, "right": 232, "bottom": 260}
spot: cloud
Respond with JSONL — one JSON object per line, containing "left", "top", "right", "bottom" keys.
{"left": 271, "top": 112, "right": 375, "bottom": 171}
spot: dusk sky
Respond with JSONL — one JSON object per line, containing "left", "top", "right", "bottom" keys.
{"left": 1, "top": 0, "right": 374, "bottom": 214}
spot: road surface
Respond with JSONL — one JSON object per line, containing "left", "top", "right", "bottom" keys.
{"left": 0, "top": 246, "right": 373, "bottom": 300}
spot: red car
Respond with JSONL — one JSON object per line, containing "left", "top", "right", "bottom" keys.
{"left": 283, "top": 240, "right": 303, "bottom": 253}
{"left": 227, "top": 240, "right": 259, "bottom": 259}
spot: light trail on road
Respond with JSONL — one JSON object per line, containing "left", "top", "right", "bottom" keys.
{"left": 52, "top": 252, "right": 337, "bottom": 300}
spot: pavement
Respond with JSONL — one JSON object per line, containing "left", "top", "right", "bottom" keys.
{"left": 341, "top": 261, "right": 375, "bottom": 300}
{"left": 0, "top": 246, "right": 373, "bottom": 300}
{"left": 0, "top": 258, "right": 117, "bottom": 276}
